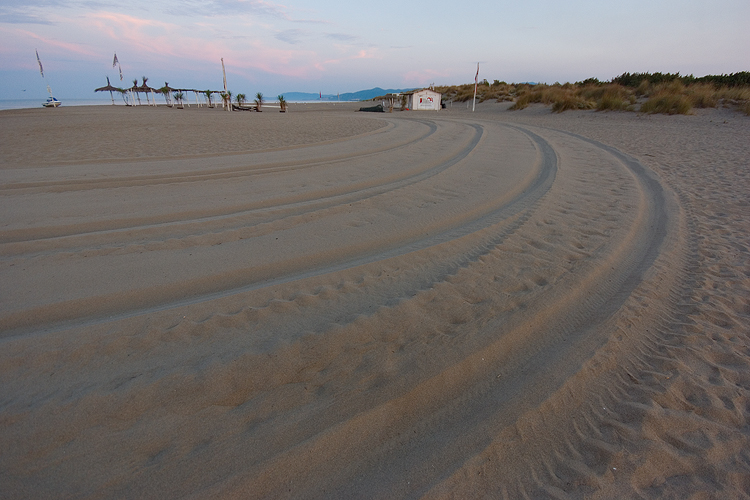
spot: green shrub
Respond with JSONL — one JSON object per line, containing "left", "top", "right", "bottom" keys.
{"left": 576, "top": 77, "right": 602, "bottom": 86}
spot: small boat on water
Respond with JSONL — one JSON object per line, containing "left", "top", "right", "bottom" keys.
{"left": 36, "top": 49, "right": 61, "bottom": 108}
{"left": 43, "top": 94, "right": 61, "bottom": 108}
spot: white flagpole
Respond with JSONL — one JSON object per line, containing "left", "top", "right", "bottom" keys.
{"left": 472, "top": 62, "right": 479, "bottom": 112}
{"left": 221, "top": 58, "right": 230, "bottom": 111}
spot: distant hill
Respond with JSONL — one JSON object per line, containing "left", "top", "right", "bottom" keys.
{"left": 281, "top": 87, "right": 416, "bottom": 102}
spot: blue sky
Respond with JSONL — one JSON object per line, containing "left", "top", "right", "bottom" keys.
{"left": 1, "top": 0, "right": 748, "bottom": 100}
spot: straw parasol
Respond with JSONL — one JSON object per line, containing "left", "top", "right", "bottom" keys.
{"left": 128, "top": 79, "right": 142, "bottom": 105}
{"left": 136, "top": 77, "right": 159, "bottom": 106}
{"left": 157, "top": 82, "right": 177, "bottom": 106}
{"left": 94, "top": 76, "right": 120, "bottom": 105}
{"left": 175, "top": 88, "right": 208, "bottom": 107}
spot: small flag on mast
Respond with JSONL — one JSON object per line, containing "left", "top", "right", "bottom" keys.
{"left": 113, "top": 52, "right": 123, "bottom": 80}
{"left": 36, "top": 49, "right": 44, "bottom": 78}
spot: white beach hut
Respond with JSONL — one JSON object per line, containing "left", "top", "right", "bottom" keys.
{"left": 404, "top": 88, "right": 442, "bottom": 111}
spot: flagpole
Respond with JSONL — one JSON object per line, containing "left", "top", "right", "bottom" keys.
{"left": 36, "top": 49, "right": 55, "bottom": 100}
{"left": 221, "top": 58, "right": 230, "bottom": 111}
{"left": 472, "top": 62, "right": 479, "bottom": 112}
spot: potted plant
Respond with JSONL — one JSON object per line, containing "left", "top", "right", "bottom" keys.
{"left": 278, "top": 94, "right": 287, "bottom": 112}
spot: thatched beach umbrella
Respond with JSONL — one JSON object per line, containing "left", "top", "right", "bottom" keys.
{"left": 129, "top": 79, "right": 141, "bottom": 105}
{"left": 191, "top": 89, "right": 214, "bottom": 107}
{"left": 176, "top": 89, "right": 199, "bottom": 107}
{"left": 94, "top": 76, "right": 120, "bottom": 104}
{"left": 137, "top": 77, "right": 158, "bottom": 106}
{"left": 158, "top": 82, "right": 177, "bottom": 106}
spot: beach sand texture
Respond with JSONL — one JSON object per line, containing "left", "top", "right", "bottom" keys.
{"left": 1, "top": 103, "right": 748, "bottom": 498}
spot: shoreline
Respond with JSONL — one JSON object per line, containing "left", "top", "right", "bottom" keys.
{"left": 0, "top": 99, "right": 366, "bottom": 111}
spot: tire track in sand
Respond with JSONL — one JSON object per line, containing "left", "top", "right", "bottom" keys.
{"left": 0, "top": 118, "right": 546, "bottom": 334}
{"left": 0, "top": 113, "right": 673, "bottom": 499}
{"left": 186, "top": 124, "right": 670, "bottom": 500}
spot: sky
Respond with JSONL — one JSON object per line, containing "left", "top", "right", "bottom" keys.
{"left": 1, "top": 0, "right": 749, "bottom": 101}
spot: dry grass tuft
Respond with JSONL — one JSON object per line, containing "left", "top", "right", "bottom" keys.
{"left": 592, "top": 85, "right": 636, "bottom": 111}
{"left": 635, "top": 80, "right": 651, "bottom": 97}
{"left": 509, "top": 93, "right": 531, "bottom": 110}
{"left": 640, "top": 94, "right": 692, "bottom": 115}
{"left": 686, "top": 83, "right": 718, "bottom": 108}
{"left": 552, "top": 95, "right": 595, "bottom": 113}
{"left": 718, "top": 86, "right": 750, "bottom": 101}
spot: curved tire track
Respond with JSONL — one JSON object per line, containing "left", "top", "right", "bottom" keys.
{"left": 1, "top": 118, "right": 548, "bottom": 334}
{"left": 0, "top": 113, "right": 675, "bottom": 500}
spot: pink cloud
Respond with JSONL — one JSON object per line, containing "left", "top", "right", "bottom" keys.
{"left": 313, "top": 47, "right": 380, "bottom": 71}
{"left": 5, "top": 27, "right": 99, "bottom": 58}
{"left": 88, "top": 12, "right": 177, "bottom": 56}
{"left": 2, "top": 10, "right": 344, "bottom": 85}
{"left": 84, "top": 12, "right": 317, "bottom": 79}
{"left": 217, "top": 42, "right": 319, "bottom": 80}
{"left": 402, "top": 68, "right": 452, "bottom": 85}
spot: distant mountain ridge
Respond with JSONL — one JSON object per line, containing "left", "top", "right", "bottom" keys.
{"left": 281, "top": 87, "right": 416, "bottom": 102}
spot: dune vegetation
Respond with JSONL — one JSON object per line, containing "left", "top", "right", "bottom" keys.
{"left": 434, "top": 72, "right": 750, "bottom": 115}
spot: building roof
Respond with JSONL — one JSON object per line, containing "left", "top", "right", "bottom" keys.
{"left": 384, "top": 88, "right": 441, "bottom": 97}
{"left": 404, "top": 88, "right": 441, "bottom": 96}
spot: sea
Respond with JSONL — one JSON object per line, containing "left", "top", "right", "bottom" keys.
{"left": 0, "top": 98, "right": 119, "bottom": 111}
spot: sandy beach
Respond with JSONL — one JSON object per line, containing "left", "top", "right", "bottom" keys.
{"left": 1, "top": 101, "right": 749, "bottom": 498}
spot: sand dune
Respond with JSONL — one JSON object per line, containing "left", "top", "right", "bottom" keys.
{"left": 1, "top": 103, "right": 748, "bottom": 498}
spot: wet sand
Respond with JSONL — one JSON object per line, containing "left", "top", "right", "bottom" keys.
{"left": 1, "top": 102, "right": 749, "bottom": 498}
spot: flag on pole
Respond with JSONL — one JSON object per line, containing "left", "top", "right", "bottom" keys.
{"left": 36, "top": 49, "right": 44, "bottom": 78}
{"left": 113, "top": 53, "right": 123, "bottom": 80}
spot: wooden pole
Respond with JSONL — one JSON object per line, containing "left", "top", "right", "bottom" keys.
{"left": 222, "top": 58, "right": 230, "bottom": 111}
{"left": 472, "top": 63, "right": 479, "bottom": 112}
